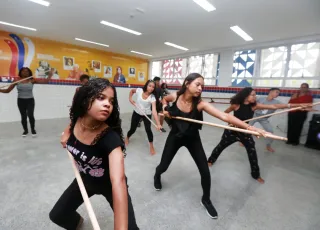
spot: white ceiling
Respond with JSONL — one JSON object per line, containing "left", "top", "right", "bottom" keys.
{"left": 1, "top": 0, "right": 320, "bottom": 60}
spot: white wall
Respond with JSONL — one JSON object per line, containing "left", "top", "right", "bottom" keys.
{"left": 1, "top": 83, "right": 318, "bottom": 144}
{"left": 0, "top": 83, "right": 135, "bottom": 123}
{"left": 216, "top": 50, "right": 234, "bottom": 87}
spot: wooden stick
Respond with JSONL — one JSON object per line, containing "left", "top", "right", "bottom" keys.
{"left": 244, "top": 101, "right": 320, "bottom": 123}
{"left": 66, "top": 150, "right": 101, "bottom": 230}
{"left": 202, "top": 97, "right": 230, "bottom": 100}
{"left": 159, "top": 113, "right": 287, "bottom": 141}
{"left": 0, "top": 76, "right": 33, "bottom": 89}
{"left": 134, "top": 104, "right": 161, "bottom": 131}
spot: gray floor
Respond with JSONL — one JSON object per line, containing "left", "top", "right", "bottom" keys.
{"left": 1, "top": 113, "right": 320, "bottom": 230}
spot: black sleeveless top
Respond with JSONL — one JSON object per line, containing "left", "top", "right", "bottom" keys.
{"left": 233, "top": 103, "right": 254, "bottom": 122}
{"left": 167, "top": 95, "right": 203, "bottom": 137}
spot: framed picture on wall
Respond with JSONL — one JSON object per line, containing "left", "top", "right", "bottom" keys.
{"left": 104, "top": 66, "right": 112, "bottom": 78}
{"left": 138, "top": 71, "right": 145, "bottom": 82}
{"left": 129, "top": 67, "right": 136, "bottom": 77}
{"left": 92, "top": 60, "right": 101, "bottom": 73}
{"left": 63, "top": 56, "right": 74, "bottom": 70}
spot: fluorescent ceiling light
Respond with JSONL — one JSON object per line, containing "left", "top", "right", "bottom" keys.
{"left": 0, "top": 21, "right": 36, "bottom": 31}
{"left": 75, "top": 38, "right": 109, "bottom": 47}
{"left": 193, "top": 0, "right": 216, "bottom": 12}
{"left": 131, "top": 51, "right": 152, "bottom": 57}
{"left": 164, "top": 42, "right": 189, "bottom": 51}
{"left": 230, "top": 26, "right": 253, "bottom": 41}
{"left": 100, "top": 20, "right": 141, "bottom": 35}
{"left": 28, "top": 0, "right": 50, "bottom": 7}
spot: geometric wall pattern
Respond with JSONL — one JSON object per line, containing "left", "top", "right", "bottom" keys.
{"left": 260, "top": 46, "right": 288, "bottom": 78}
{"left": 288, "top": 42, "right": 320, "bottom": 78}
{"left": 232, "top": 50, "right": 256, "bottom": 86}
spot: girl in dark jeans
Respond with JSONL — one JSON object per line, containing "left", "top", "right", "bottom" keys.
{"left": 155, "top": 74, "right": 267, "bottom": 220}
{"left": 0, "top": 67, "right": 53, "bottom": 137}
{"left": 125, "top": 80, "right": 162, "bottom": 155}
{"left": 51, "top": 78, "right": 139, "bottom": 230}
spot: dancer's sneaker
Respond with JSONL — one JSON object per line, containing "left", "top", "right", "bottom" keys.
{"left": 31, "top": 130, "right": 37, "bottom": 137}
{"left": 154, "top": 174, "right": 162, "bottom": 191}
{"left": 22, "top": 131, "right": 28, "bottom": 137}
{"left": 201, "top": 198, "right": 218, "bottom": 219}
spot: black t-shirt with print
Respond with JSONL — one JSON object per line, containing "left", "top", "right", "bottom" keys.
{"left": 66, "top": 128, "right": 124, "bottom": 184}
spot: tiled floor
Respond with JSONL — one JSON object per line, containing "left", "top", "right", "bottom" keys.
{"left": 0, "top": 113, "right": 319, "bottom": 230}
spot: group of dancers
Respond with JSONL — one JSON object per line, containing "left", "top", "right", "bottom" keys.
{"left": 1, "top": 68, "right": 312, "bottom": 229}
{"left": 51, "top": 73, "right": 312, "bottom": 229}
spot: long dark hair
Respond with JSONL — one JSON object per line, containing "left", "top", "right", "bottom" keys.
{"left": 142, "top": 80, "right": 156, "bottom": 94}
{"left": 69, "top": 78, "right": 124, "bottom": 147}
{"left": 177, "top": 73, "right": 203, "bottom": 113}
{"left": 230, "top": 87, "right": 256, "bottom": 106}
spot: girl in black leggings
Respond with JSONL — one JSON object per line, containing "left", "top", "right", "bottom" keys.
{"left": 154, "top": 73, "right": 266, "bottom": 219}
{"left": 0, "top": 67, "right": 52, "bottom": 137}
{"left": 125, "top": 80, "right": 162, "bottom": 155}
{"left": 207, "top": 87, "right": 305, "bottom": 183}
{"left": 50, "top": 78, "right": 139, "bottom": 230}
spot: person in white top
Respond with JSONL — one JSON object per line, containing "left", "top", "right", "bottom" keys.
{"left": 125, "top": 80, "right": 162, "bottom": 155}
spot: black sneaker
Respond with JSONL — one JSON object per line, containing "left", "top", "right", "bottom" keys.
{"left": 201, "top": 198, "right": 218, "bottom": 219}
{"left": 154, "top": 174, "right": 162, "bottom": 191}
{"left": 31, "top": 130, "right": 37, "bottom": 137}
{"left": 22, "top": 131, "right": 28, "bottom": 137}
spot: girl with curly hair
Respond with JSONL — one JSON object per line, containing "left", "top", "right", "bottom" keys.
{"left": 51, "top": 78, "right": 139, "bottom": 230}
{"left": 208, "top": 87, "right": 307, "bottom": 184}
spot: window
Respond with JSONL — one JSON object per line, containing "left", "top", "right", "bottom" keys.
{"left": 151, "top": 61, "right": 161, "bottom": 79}
{"left": 162, "top": 58, "right": 187, "bottom": 85}
{"left": 153, "top": 53, "right": 219, "bottom": 85}
{"left": 232, "top": 50, "right": 256, "bottom": 86}
{"left": 288, "top": 42, "right": 320, "bottom": 78}
{"left": 245, "top": 42, "right": 320, "bottom": 88}
{"left": 203, "top": 54, "right": 218, "bottom": 85}
{"left": 260, "top": 46, "right": 287, "bottom": 78}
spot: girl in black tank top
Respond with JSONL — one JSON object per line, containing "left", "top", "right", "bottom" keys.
{"left": 208, "top": 87, "right": 298, "bottom": 184}
{"left": 154, "top": 74, "right": 267, "bottom": 220}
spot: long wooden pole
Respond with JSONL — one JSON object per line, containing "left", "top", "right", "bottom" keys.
{"left": 66, "top": 150, "right": 101, "bottom": 230}
{"left": 0, "top": 76, "right": 33, "bottom": 89}
{"left": 134, "top": 104, "right": 161, "bottom": 130}
{"left": 159, "top": 114, "right": 287, "bottom": 141}
{"left": 244, "top": 101, "right": 320, "bottom": 123}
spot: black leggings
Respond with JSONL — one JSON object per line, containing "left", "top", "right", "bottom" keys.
{"left": 17, "top": 98, "right": 35, "bottom": 131}
{"left": 155, "top": 131, "right": 211, "bottom": 201}
{"left": 287, "top": 111, "right": 307, "bottom": 144}
{"left": 49, "top": 178, "right": 139, "bottom": 230}
{"left": 208, "top": 129, "right": 260, "bottom": 179}
{"left": 127, "top": 111, "right": 153, "bottom": 142}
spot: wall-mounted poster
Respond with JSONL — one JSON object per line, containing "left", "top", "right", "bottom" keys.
{"left": 63, "top": 56, "right": 74, "bottom": 70}
{"left": 92, "top": 60, "right": 101, "bottom": 73}
{"left": 0, "top": 30, "right": 149, "bottom": 84}
{"left": 113, "top": 66, "right": 126, "bottom": 84}
{"left": 138, "top": 71, "right": 145, "bottom": 82}
{"left": 129, "top": 67, "right": 135, "bottom": 77}
{"left": 104, "top": 66, "right": 112, "bottom": 78}
{"left": 35, "top": 60, "right": 60, "bottom": 79}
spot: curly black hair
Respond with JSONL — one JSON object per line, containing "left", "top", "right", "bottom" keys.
{"left": 69, "top": 78, "right": 125, "bottom": 149}
{"left": 18, "top": 67, "right": 33, "bottom": 78}
{"left": 230, "top": 87, "right": 257, "bottom": 106}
